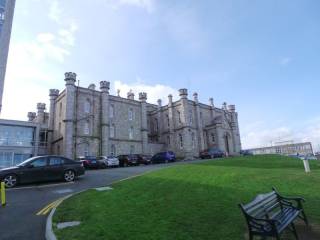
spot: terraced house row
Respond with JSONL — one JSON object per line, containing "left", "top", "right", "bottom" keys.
{"left": 26, "top": 72, "right": 241, "bottom": 159}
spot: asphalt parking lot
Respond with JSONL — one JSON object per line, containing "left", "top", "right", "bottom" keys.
{"left": 0, "top": 163, "right": 177, "bottom": 240}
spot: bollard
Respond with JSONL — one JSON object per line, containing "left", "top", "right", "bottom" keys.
{"left": 1, "top": 182, "right": 5, "bottom": 206}
{"left": 303, "top": 158, "right": 310, "bottom": 173}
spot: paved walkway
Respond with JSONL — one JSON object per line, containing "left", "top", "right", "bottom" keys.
{"left": 282, "top": 221, "right": 320, "bottom": 240}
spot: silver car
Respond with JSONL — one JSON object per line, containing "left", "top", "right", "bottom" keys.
{"left": 99, "top": 156, "right": 119, "bottom": 167}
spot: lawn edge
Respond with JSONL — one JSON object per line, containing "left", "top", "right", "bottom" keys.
{"left": 45, "top": 166, "right": 176, "bottom": 240}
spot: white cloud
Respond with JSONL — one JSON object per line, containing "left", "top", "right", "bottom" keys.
{"left": 119, "top": 0, "right": 155, "bottom": 12}
{"left": 37, "top": 33, "right": 55, "bottom": 43}
{"left": 1, "top": 0, "right": 78, "bottom": 120}
{"left": 104, "top": 0, "right": 155, "bottom": 13}
{"left": 58, "top": 22, "right": 78, "bottom": 46}
{"left": 48, "top": 0, "right": 63, "bottom": 23}
{"left": 113, "top": 79, "right": 178, "bottom": 104}
{"left": 280, "top": 57, "right": 292, "bottom": 66}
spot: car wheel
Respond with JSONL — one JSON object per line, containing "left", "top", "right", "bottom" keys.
{"left": 64, "top": 170, "right": 75, "bottom": 182}
{"left": 4, "top": 174, "right": 18, "bottom": 188}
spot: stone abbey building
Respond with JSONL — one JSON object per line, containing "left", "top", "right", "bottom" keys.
{"left": 27, "top": 72, "right": 241, "bottom": 159}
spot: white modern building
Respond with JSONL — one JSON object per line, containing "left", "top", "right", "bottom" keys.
{"left": 248, "top": 142, "right": 314, "bottom": 156}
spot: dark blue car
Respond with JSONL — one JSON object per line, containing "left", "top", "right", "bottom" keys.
{"left": 151, "top": 151, "right": 176, "bottom": 164}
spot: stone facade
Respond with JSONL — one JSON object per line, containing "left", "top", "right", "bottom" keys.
{"left": 31, "top": 72, "right": 242, "bottom": 159}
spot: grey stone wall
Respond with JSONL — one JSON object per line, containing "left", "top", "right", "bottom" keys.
{"left": 47, "top": 74, "right": 242, "bottom": 159}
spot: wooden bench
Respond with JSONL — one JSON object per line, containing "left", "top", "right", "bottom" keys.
{"left": 239, "top": 188, "right": 308, "bottom": 240}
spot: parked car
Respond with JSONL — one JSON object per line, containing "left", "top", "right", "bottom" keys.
{"left": 0, "top": 155, "right": 85, "bottom": 188}
{"left": 135, "top": 154, "right": 152, "bottom": 165}
{"left": 78, "top": 156, "right": 107, "bottom": 169}
{"left": 200, "top": 148, "right": 225, "bottom": 159}
{"left": 304, "top": 154, "right": 317, "bottom": 160}
{"left": 240, "top": 150, "right": 253, "bottom": 156}
{"left": 151, "top": 151, "right": 176, "bottom": 164}
{"left": 99, "top": 156, "right": 119, "bottom": 167}
{"left": 117, "top": 154, "right": 139, "bottom": 167}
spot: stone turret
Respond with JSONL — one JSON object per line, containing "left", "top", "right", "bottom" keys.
{"left": 194, "top": 92, "right": 205, "bottom": 151}
{"left": 139, "top": 92, "right": 148, "bottom": 154}
{"left": 228, "top": 104, "right": 241, "bottom": 154}
{"left": 167, "top": 94, "right": 175, "bottom": 150}
{"left": 127, "top": 90, "right": 135, "bottom": 100}
{"left": 88, "top": 84, "right": 96, "bottom": 90}
{"left": 64, "top": 72, "right": 77, "bottom": 159}
{"left": 27, "top": 112, "right": 36, "bottom": 122}
{"left": 179, "top": 88, "right": 188, "bottom": 99}
{"left": 139, "top": 92, "right": 147, "bottom": 102}
{"left": 228, "top": 105, "right": 236, "bottom": 112}
{"left": 178, "top": 88, "right": 193, "bottom": 159}
{"left": 209, "top": 98, "right": 214, "bottom": 107}
{"left": 168, "top": 94, "right": 173, "bottom": 105}
{"left": 193, "top": 92, "right": 199, "bottom": 103}
{"left": 222, "top": 102, "right": 227, "bottom": 110}
{"left": 156, "top": 99, "right": 163, "bottom": 142}
{"left": 100, "top": 80, "right": 110, "bottom": 156}
{"left": 48, "top": 89, "right": 59, "bottom": 153}
{"left": 36, "top": 103, "right": 46, "bottom": 124}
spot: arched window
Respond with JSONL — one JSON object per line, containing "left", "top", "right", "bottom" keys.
{"left": 177, "top": 111, "right": 182, "bottom": 123}
{"left": 110, "top": 124, "right": 115, "bottom": 138}
{"left": 189, "top": 110, "right": 193, "bottom": 124}
{"left": 128, "top": 108, "right": 133, "bottom": 120}
{"left": 84, "top": 143, "right": 89, "bottom": 156}
{"left": 110, "top": 105, "right": 114, "bottom": 118}
{"left": 167, "top": 136, "right": 170, "bottom": 145}
{"left": 130, "top": 145, "right": 135, "bottom": 154}
{"left": 154, "top": 118, "right": 158, "bottom": 132}
{"left": 110, "top": 144, "right": 116, "bottom": 156}
{"left": 211, "top": 133, "right": 215, "bottom": 143}
{"left": 179, "top": 134, "right": 183, "bottom": 149}
{"left": 129, "top": 126, "right": 134, "bottom": 139}
{"left": 84, "top": 99, "right": 91, "bottom": 113}
{"left": 166, "top": 115, "right": 170, "bottom": 128}
{"left": 84, "top": 121, "right": 90, "bottom": 135}
{"left": 59, "top": 102, "right": 62, "bottom": 117}
{"left": 191, "top": 132, "right": 195, "bottom": 148}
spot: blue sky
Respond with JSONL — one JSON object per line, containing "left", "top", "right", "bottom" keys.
{"left": 2, "top": 0, "right": 320, "bottom": 150}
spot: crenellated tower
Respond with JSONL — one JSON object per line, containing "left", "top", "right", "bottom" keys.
{"left": 100, "top": 80, "right": 110, "bottom": 156}
{"left": 63, "top": 72, "right": 77, "bottom": 159}
{"left": 139, "top": 92, "right": 148, "bottom": 154}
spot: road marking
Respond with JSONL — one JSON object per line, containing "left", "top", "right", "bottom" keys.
{"left": 7, "top": 181, "right": 75, "bottom": 191}
{"left": 36, "top": 198, "right": 65, "bottom": 216}
{"left": 54, "top": 189, "right": 73, "bottom": 194}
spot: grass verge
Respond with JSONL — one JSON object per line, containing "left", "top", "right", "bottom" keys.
{"left": 53, "top": 155, "right": 320, "bottom": 240}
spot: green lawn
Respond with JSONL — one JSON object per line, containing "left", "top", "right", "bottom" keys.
{"left": 53, "top": 155, "right": 320, "bottom": 240}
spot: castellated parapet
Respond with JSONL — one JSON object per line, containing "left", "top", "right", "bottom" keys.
{"left": 64, "top": 72, "right": 77, "bottom": 85}
{"left": 37, "top": 103, "right": 46, "bottom": 112}
{"left": 100, "top": 81, "right": 110, "bottom": 92}
{"left": 127, "top": 90, "right": 135, "bottom": 100}
{"left": 228, "top": 105, "right": 236, "bottom": 112}
{"left": 179, "top": 88, "right": 188, "bottom": 99}
{"left": 139, "top": 92, "right": 147, "bottom": 101}
{"left": 40, "top": 73, "right": 242, "bottom": 160}
{"left": 27, "top": 112, "right": 36, "bottom": 122}
{"left": 49, "top": 89, "right": 59, "bottom": 98}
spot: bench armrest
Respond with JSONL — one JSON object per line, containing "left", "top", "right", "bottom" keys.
{"left": 280, "top": 196, "right": 305, "bottom": 203}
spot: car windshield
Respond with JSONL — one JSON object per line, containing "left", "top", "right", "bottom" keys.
{"left": 17, "top": 157, "right": 40, "bottom": 167}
